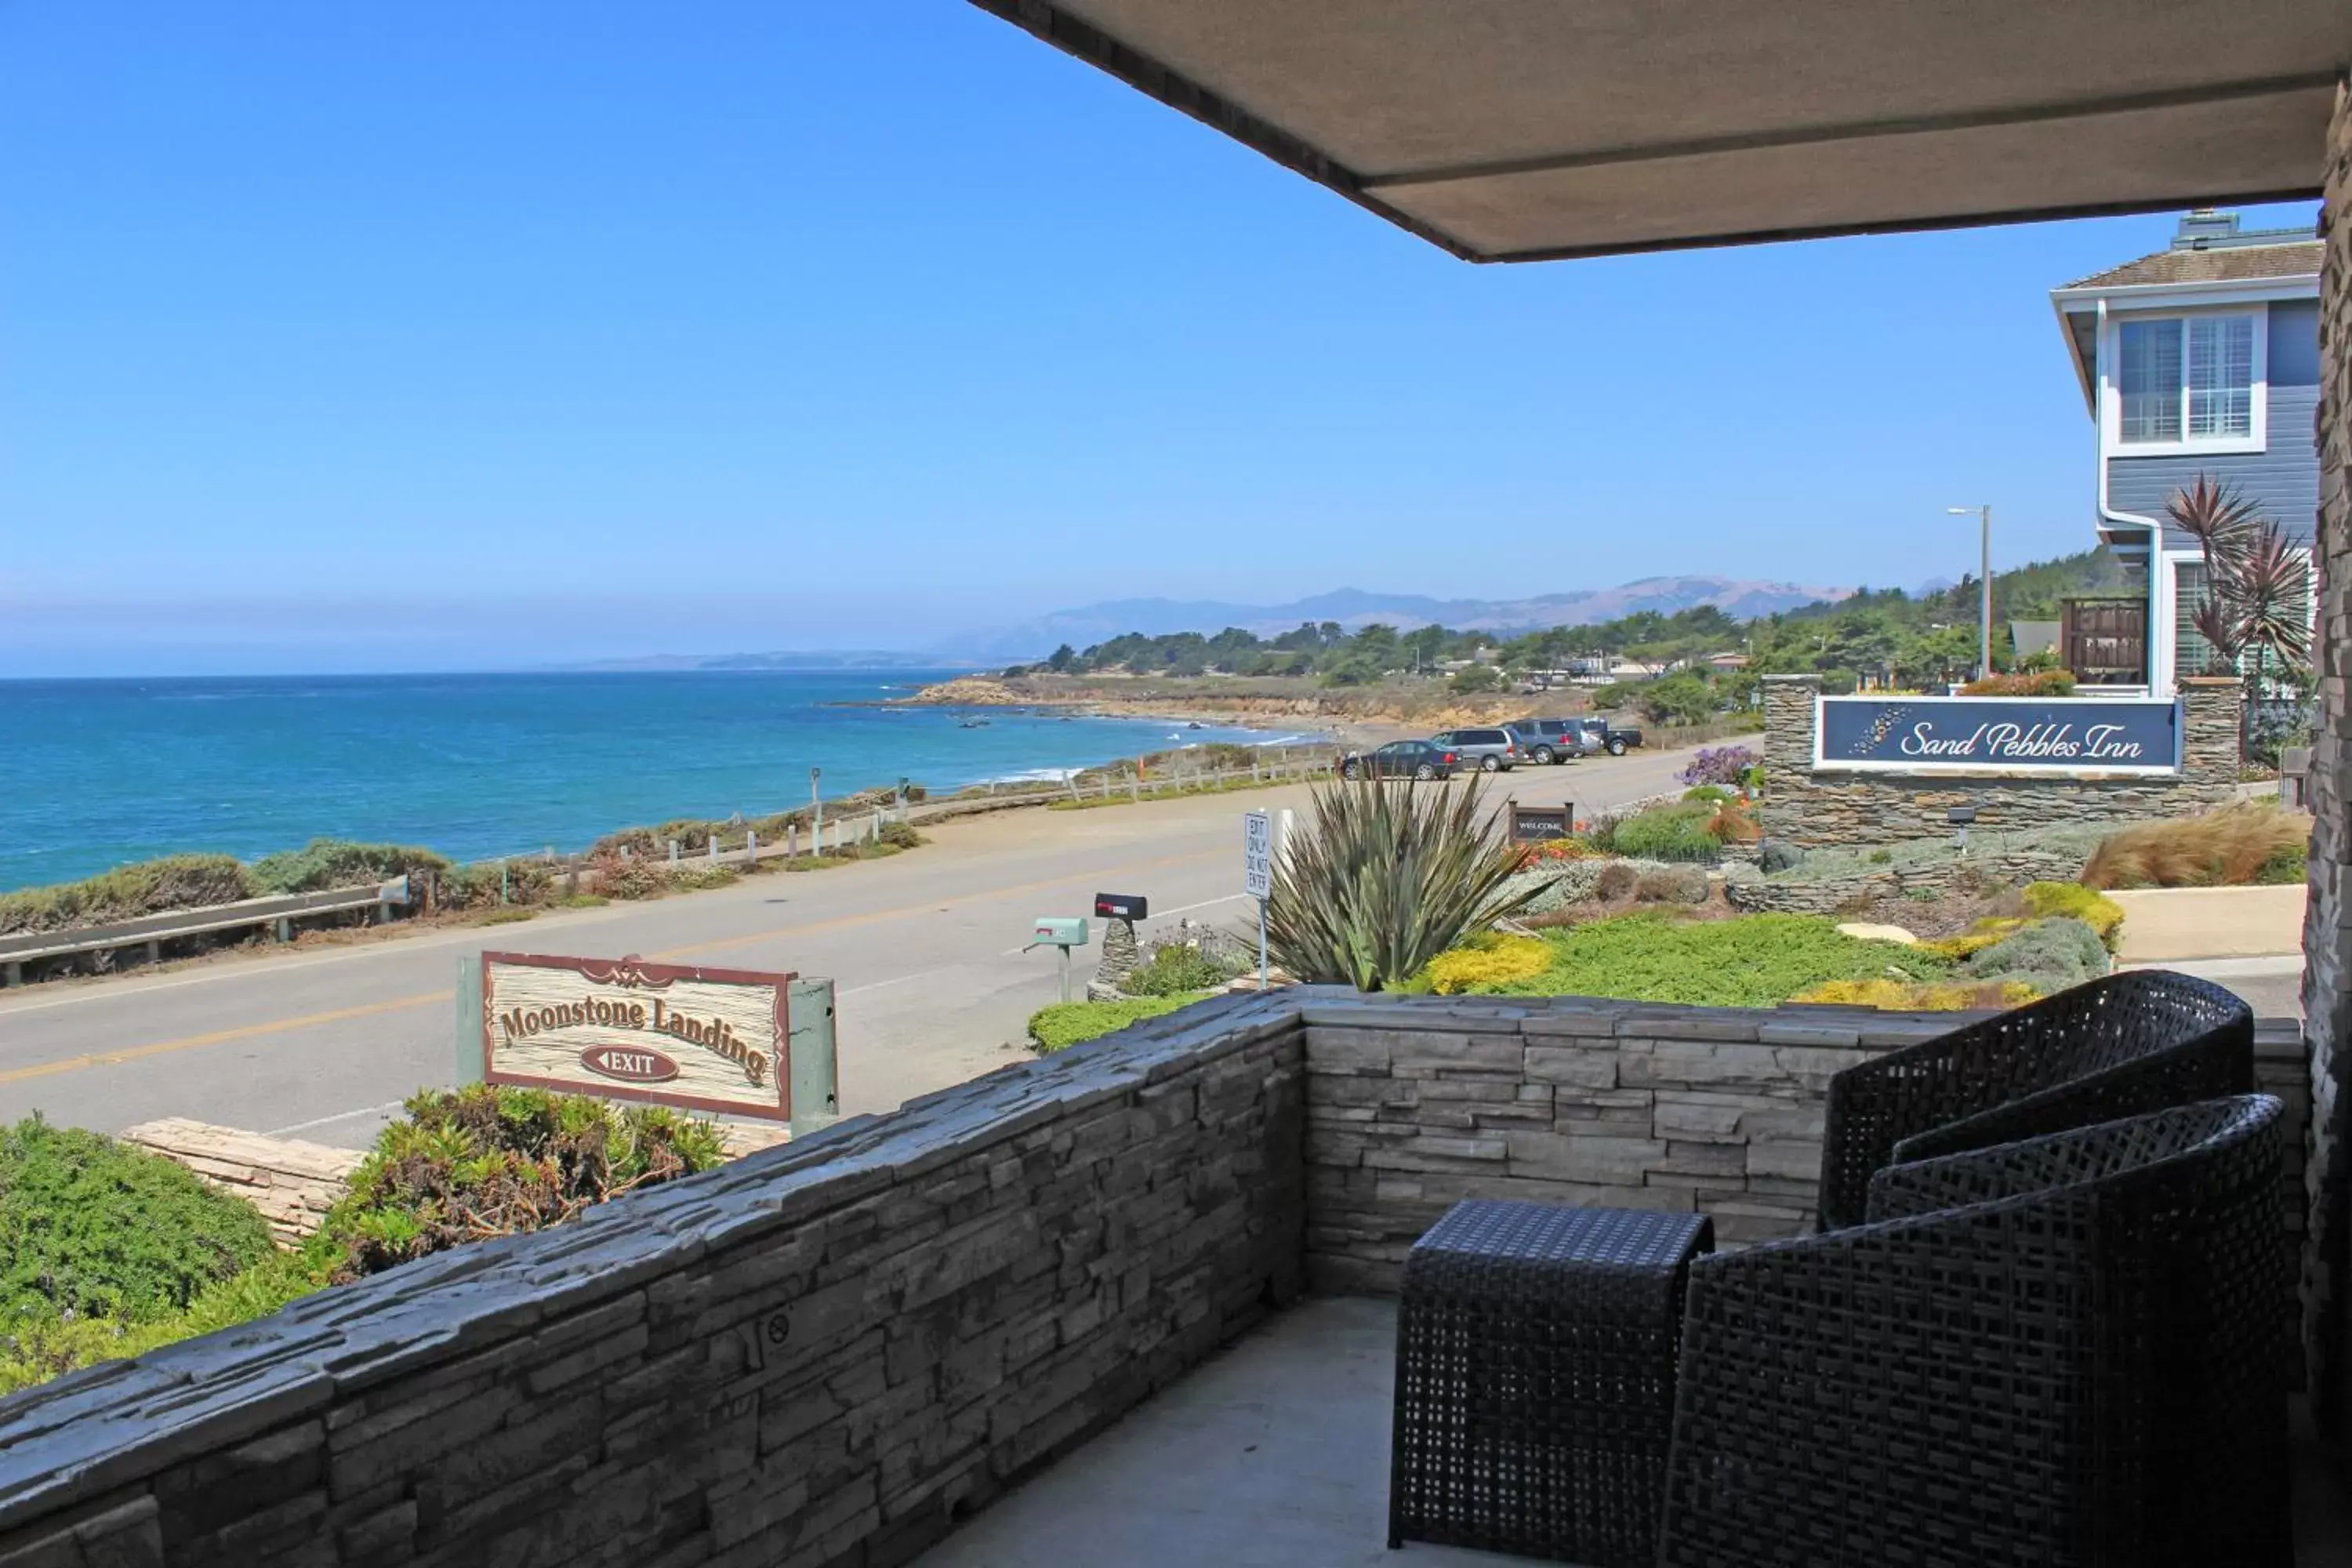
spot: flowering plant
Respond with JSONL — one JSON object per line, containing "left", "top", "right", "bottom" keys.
{"left": 1679, "top": 746, "right": 1760, "bottom": 790}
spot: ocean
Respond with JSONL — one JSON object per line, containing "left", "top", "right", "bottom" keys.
{"left": 0, "top": 671, "right": 1317, "bottom": 892}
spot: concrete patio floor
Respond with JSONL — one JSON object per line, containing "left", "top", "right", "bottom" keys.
{"left": 920, "top": 1294, "right": 2352, "bottom": 1568}
{"left": 917, "top": 1295, "right": 1501, "bottom": 1568}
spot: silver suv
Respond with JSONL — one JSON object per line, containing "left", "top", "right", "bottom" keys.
{"left": 1428, "top": 727, "right": 1522, "bottom": 772}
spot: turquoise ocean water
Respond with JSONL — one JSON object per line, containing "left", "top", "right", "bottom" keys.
{"left": 0, "top": 671, "right": 1316, "bottom": 892}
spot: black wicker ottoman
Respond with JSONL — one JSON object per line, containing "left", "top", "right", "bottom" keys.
{"left": 1388, "top": 1201, "right": 1713, "bottom": 1566}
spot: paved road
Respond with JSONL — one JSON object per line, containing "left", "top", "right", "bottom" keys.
{"left": 0, "top": 749, "right": 1694, "bottom": 1148}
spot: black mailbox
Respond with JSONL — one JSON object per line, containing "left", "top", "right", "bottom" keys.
{"left": 1094, "top": 891, "right": 1149, "bottom": 920}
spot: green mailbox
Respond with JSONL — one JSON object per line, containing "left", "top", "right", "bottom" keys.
{"left": 1029, "top": 916, "right": 1090, "bottom": 947}
{"left": 1025, "top": 916, "right": 1091, "bottom": 1003}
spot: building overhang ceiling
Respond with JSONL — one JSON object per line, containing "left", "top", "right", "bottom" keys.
{"left": 970, "top": 0, "right": 2345, "bottom": 260}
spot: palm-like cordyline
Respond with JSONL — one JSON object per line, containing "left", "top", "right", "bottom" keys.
{"left": 1265, "top": 775, "right": 1538, "bottom": 991}
{"left": 2165, "top": 474, "right": 2262, "bottom": 579}
{"left": 2229, "top": 519, "right": 2314, "bottom": 671}
{"left": 2166, "top": 475, "right": 2314, "bottom": 755}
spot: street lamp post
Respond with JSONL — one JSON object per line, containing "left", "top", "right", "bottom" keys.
{"left": 1946, "top": 505, "right": 1992, "bottom": 680}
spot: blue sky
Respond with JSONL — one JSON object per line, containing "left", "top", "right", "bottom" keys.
{"left": 0, "top": 3, "right": 2321, "bottom": 675}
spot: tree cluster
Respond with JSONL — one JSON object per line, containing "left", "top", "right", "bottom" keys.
{"left": 1005, "top": 548, "right": 2132, "bottom": 724}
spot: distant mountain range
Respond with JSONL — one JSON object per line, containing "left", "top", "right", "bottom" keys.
{"left": 554, "top": 649, "right": 962, "bottom": 673}
{"left": 930, "top": 578, "right": 1853, "bottom": 663}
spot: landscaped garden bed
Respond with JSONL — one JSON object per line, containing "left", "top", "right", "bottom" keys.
{"left": 0, "top": 1086, "right": 728, "bottom": 1395}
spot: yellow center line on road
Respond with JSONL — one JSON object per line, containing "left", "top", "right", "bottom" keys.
{"left": 0, "top": 848, "right": 1223, "bottom": 1085}
{"left": 0, "top": 992, "right": 451, "bottom": 1087}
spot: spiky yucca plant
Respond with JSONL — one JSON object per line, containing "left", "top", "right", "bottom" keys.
{"left": 1265, "top": 775, "right": 1538, "bottom": 991}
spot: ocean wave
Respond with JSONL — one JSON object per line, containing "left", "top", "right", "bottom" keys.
{"left": 982, "top": 766, "right": 1083, "bottom": 785}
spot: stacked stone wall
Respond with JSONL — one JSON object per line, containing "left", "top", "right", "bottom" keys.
{"left": 0, "top": 992, "right": 2314, "bottom": 1565}
{"left": 2304, "top": 77, "right": 2352, "bottom": 1426}
{"left": 1301, "top": 997, "right": 2308, "bottom": 1301}
{"left": 1722, "top": 847, "right": 2092, "bottom": 913}
{"left": 1760, "top": 673, "right": 2242, "bottom": 851}
{"left": 0, "top": 994, "right": 1307, "bottom": 1568}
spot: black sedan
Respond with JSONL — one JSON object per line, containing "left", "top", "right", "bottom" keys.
{"left": 1336, "top": 740, "right": 1459, "bottom": 781}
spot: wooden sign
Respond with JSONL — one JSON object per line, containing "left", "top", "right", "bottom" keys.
{"left": 478, "top": 952, "right": 793, "bottom": 1120}
{"left": 1508, "top": 803, "right": 1573, "bottom": 842}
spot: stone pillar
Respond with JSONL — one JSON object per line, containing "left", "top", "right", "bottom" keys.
{"left": 2303, "top": 75, "right": 2351, "bottom": 1426}
{"left": 2178, "top": 675, "right": 2246, "bottom": 787}
{"left": 1759, "top": 673, "right": 1820, "bottom": 846}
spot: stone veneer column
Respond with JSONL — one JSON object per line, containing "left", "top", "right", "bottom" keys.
{"left": 1759, "top": 673, "right": 1820, "bottom": 845}
{"left": 2178, "top": 676, "right": 2247, "bottom": 790}
{"left": 2303, "top": 76, "right": 2351, "bottom": 1427}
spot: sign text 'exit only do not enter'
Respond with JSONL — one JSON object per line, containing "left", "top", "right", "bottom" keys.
{"left": 477, "top": 951, "right": 794, "bottom": 1121}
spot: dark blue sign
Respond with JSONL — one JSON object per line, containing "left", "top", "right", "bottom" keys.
{"left": 1817, "top": 696, "right": 2180, "bottom": 774}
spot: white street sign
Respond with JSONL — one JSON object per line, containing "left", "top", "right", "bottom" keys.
{"left": 1243, "top": 810, "right": 1274, "bottom": 899}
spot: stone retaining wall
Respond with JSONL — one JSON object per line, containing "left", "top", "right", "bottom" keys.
{"left": 1722, "top": 847, "right": 2092, "bottom": 914}
{"left": 0, "top": 991, "right": 2314, "bottom": 1566}
{"left": 1300, "top": 996, "right": 2310, "bottom": 1298}
{"left": 1761, "top": 673, "right": 2241, "bottom": 850}
{"left": 0, "top": 993, "right": 1307, "bottom": 1568}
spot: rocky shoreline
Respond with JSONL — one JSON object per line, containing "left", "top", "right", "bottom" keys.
{"left": 892, "top": 673, "right": 1526, "bottom": 745}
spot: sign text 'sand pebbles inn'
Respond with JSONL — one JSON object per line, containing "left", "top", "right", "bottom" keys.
{"left": 1814, "top": 695, "right": 2183, "bottom": 775}
{"left": 478, "top": 952, "right": 793, "bottom": 1120}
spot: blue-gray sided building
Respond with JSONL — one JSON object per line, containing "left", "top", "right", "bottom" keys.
{"left": 2050, "top": 209, "right": 2321, "bottom": 696}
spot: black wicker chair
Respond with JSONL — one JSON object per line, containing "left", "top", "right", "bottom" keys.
{"left": 1813, "top": 968, "right": 2252, "bottom": 1231}
{"left": 1656, "top": 1094, "right": 2291, "bottom": 1568}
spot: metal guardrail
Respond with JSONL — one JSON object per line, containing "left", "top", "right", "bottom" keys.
{"left": 0, "top": 877, "right": 410, "bottom": 984}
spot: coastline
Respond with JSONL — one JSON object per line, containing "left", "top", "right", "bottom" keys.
{"left": 0, "top": 670, "right": 1319, "bottom": 895}
{"left": 890, "top": 672, "right": 1525, "bottom": 748}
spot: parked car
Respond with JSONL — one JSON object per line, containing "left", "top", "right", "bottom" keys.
{"left": 1336, "top": 740, "right": 1459, "bottom": 781}
{"left": 1428, "top": 728, "right": 1523, "bottom": 772}
{"left": 1508, "top": 718, "right": 1589, "bottom": 764}
{"left": 1571, "top": 717, "right": 1644, "bottom": 757}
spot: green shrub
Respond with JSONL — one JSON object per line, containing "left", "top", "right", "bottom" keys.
{"left": 0, "top": 855, "right": 257, "bottom": 938}
{"left": 249, "top": 839, "right": 451, "bottom": 895}
{"left": 1029, "top": 993, "right": 1211, "bottom": 1053}
{"left": 1609, "top": 804, "right": 1721, "bottom": 862}
{"left": 877, "top": 820, "right": 924, "bottom": 850}
{"left": 0, "top": 1116, "right": 277, "bottom": 1326}
{"left": 1461, "top": 912, "right": 1951, "bottom": 1007}
{"left": 1966, "top": 916, "right": 2110, "bottom": 987}
{"left": 1681, "top": 786, "right": 1733, "bottom": 804}
{"left": 318, "top": 1087, "right": 726, "bottom": 1283}
{"left": 2259, "top": 840, "right": 2309, "bottom": 884}
{"left": 1127, "top": 943, "right": 1232, "bottom": 996}
{"left": 0, "top": 1250, "right": 322, "bottom": 1397}
{"left": 2020, "top": 881, "right": 2125, "bottom": 950}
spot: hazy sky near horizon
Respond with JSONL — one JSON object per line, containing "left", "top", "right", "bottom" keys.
{"left": 0, "top": 4, "right": 2322, "bottom": 676}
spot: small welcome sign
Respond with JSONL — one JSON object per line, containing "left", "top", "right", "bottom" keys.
{"left": 475, "top": 952, "right": 793, "bottom": 1120}
{"left": 1816, "top": 695, "right": 2182, "bottom": 776}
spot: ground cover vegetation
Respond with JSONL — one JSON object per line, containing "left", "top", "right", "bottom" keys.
{"left": 2, "top": 811, "right": 928, "bottom": 983}
{"left": 0, "top": 1087, "right": 727, "bottom": 1394}
{"left": 1027, "top": 993, "right": 1212, "bottom": 1053}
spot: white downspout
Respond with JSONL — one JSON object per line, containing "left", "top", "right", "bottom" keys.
{"left": 2092, "top": 298, "right": 2169, "bottom": 693}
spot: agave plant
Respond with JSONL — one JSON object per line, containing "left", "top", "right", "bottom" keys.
{"left": 1264, "top": 775, "right": 1539, "bottom": 991}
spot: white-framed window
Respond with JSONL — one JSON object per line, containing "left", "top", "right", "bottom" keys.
{"left": 2111, "top": 309, "right": 2265, "bottom": 452}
